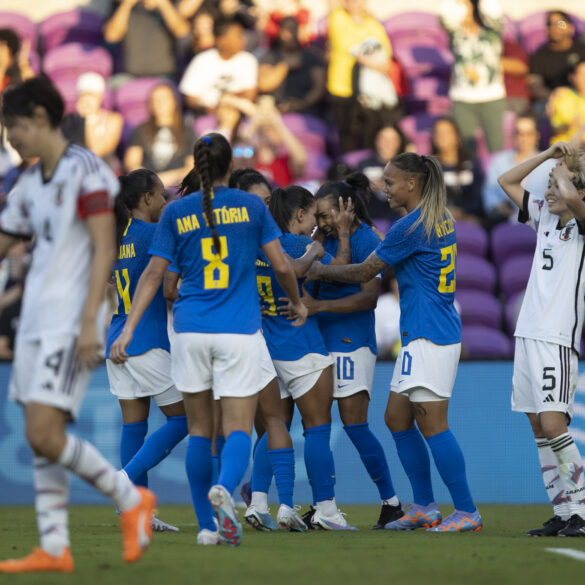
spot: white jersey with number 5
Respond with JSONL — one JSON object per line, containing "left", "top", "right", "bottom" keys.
{"left": 515, "top": 190, "right": 585, "bottom": 352}
{"left": 0, "top": 144, "right": 118, "bottom": 341}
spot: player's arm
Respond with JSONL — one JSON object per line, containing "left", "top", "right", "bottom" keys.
{"left": 553, "top": 164, "right": 585, "bottom": 224}
{"left": 262, "top": 238, "right": 307, "bottom": 327}
{"left": 77, "top": 213, "right": 117, "bottom": 369}
{"left": 163, "top": 270, "right": 180, "bottom": 302}
{"left": 306, "top": 250, "right": 387, "bottom": 284}
{"left": 109, "top": 255, "right": 170, "bottom": 362}
{"left": 498, "top": 142, "right": 575, "bottom": 208}
{"left": 299, "top": 278, "right": 379, "bottom": 316}
{"left": 0, "top": 232, "right": 20, "bottom": 258}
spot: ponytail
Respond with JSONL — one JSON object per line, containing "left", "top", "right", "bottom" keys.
{"left": 269, "top": 185, "right": 314, "bottom": 232}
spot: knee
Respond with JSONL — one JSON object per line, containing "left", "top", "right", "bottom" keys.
{"left": 526, "top": 413, "right": 543, "bottom": 437}
{"left": 540, "top": 416, "right": 568, "bottom": 441}
{"left": 340, "top": 410, "right": 367, "bottom": 427}
{"left": 25, "top": 421, "right": 64, "bottom": 460}
{"left": 385, "top": 409, "right": 411, "bottom": 433}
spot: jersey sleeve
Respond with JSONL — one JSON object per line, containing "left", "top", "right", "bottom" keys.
{"left": 517, "top": 190, "right": 542, "bottom": 231}
{"left": 375, "top": 216, "right": 421, "bottom": 266}
{"left": 149, "top": 204, "right": 177, "bottom": 262}
{"left": 0, "top": 181, "right": 33, "bottom": 238}
{"left": 260, "top": 204, "right": 282, "bottom": 246}
{"left": 77, "top": 157, "right": 118, "bottom": 219}
{"left": 283, "top": 234, "right": 313, "bottom": 259}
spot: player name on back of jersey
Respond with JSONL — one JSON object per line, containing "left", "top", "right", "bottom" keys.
{"left": 118, "top": 243, "right": 136, "bottom": 260}
{"left": 176, "top": 206, "right": 250, "bottom": 235}
{"left": 435, "top": 217, "right": 455, "bottom": 238}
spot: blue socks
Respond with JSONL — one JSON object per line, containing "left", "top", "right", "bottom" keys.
{"left": 124, "top": 415, "right": 188, "bottom": 483}
{"left": 218, "top": 430, "right": 252, "bottom": 495}
{"left": 392, "top": 427, "right": 434, "bottom": 506}
{"left": 251, "top": 433, "right": 272, "bottom": 493}
{"left": 426, "top": 430, "right": 475, "bottom": 513}
{"left": 212, "top": 435, "right": 226, "bottom": 485}
{"left": 186, "top": 435, "right": 216, "bottom": 532}
{"left": 269, "top": 448, "right": 295, "bottom": 508}
{"left": 344, "top": 422, "right": 395, "bottom": 500}
{"left": 120, "top": 420, "right": 148, "bottom": 487}
{"left": 304, "top": 424, "right": 335, "bottom": 502}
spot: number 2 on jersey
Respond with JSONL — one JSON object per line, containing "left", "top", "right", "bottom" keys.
{"left": 114, "top": 268, "right": 131, "bottom": 314}
{"left": 257, "top": 276, "right": 277, "bottom": 316}
{"left": 438, "top": 243, "right": 457, "bottom": 293}
{"left": 201, "top": 236, "right": 229, "bottom": 289}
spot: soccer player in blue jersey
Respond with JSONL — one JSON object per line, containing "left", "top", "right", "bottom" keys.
{"left": 109, "top": 133, "right": 307, "bottom": 547}
{"left": 307, "top": 153, "right": 482, "bottom": 533}
{"left": 299, "top": 173, "right": 402, "bottom": 530}
{"left": 106, "top": 170, "right": 188, "bottom": 533}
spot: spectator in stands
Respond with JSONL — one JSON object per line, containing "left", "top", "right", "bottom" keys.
{"left": 431, "top": 116, "right": 484, "bottom": 221}
{"left": 547, "top": 59, "right": 585, "bottom": 147}
{"left": 440, "top": 0, "right": 506, "bottom": 155}
{"left": 501, "top": 38, "right": 530, "bottom": 114}
{"left": 179, "top": 16, "right": 258, "bottom": 138}
{"left": 482, "top": 113, "right": 555, "bottom": 224}
{"left": 104, "top": 0, "right": 189, "bottom": 81}
{"left": 258, "top": 16, "right": 326, "bottom": 118}
{"left": 62, "top": 73, "right": 123, "bottom": 167}
{"left": 261, "top": 0, "right": 315, "bottom": 47}
{"left": 124, "top": 83, "right": 195, "bottom": 189}
{"left": 528, "top": 11, "right": 585, "bottom": 110}
{"left": 327, "top": 0, "right": 401, "bottom": 153}
{"left": 0, "top": 28, "right": 33, "bottom": 92}
{"left": 189, "top": 7, "right": 216, "bottom": 55}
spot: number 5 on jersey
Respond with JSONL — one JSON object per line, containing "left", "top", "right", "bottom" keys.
{"left": 202, "top": 236, "right": 229, "bottom": 289}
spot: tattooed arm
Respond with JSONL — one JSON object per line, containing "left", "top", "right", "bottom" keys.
{"left": 306, "top": 251, "right": 388, "bottom": 284}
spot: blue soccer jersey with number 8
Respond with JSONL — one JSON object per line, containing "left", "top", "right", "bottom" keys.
{"left": 149, "top": 186, "right": 282, "bottom": 334}
{"left": 375, "top": 208, "right": 461, "bottom": 347}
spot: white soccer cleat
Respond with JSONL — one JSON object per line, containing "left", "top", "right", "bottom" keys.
{"left": 208, "top": 485, "right": 243, "bottom": 546}
{"left": 196, "top": 528, "right": 223, "bottom": 545}
{"left": 151, "top": 515, "right": 179, "bottom": 532}
{"left": 244, "top": 505, "right": 280, "bottom": 531}
{"left": 277, "top": 504, "right": 308, "bottom": 532}
{"left": 311, "top": 507, "right": 358, "bottom": 531}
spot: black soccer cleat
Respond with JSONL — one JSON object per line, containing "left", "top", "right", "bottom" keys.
{"left": 301, "top": 506, "right": 316, "bottom": 530}
{"left": 527, "top": 515, "right": 568, "bottom": 536}
{"left": 557, "top": 514, "right": 585, "bottom": 537}
{"left": 372, "top": 503, "right": 404, "bottom": 530}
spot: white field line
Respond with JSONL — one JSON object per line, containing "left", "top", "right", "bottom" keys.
{"left": 546, "top": 548, "right": 585, "bottom": 562}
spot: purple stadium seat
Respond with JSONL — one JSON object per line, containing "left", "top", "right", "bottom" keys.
{"left": 456, "top": 290, "right": 502, "bottom": 328}
{"left": 490, "top": 222, "right": 536, "bottom": 268}
{"left": 282, "top": 113, "right": 329, "bottom": 137}
{"left": 498, "top": 253, "right": 532, "bottom": 300}
{"left": 340, "top": 149, "right": 373, "bottom": 168}
{"left": 394, "top": 46, "right": 453, "bottom": 80}
{"left": 455, "top": 221, "right": 488, "bottom": 258}
{"left": 384, "top": 12, "right": 449, "bottom": 50}
{"left": 44, "top": 43, "right": 113, "bottom": 80}
{"left": 51, "top": 76, "right": 113, "bottom": 114}
{"left": 39, "top": 9, "right": 104, "bottom": 52}
{"left": 456, "top": 254, "right": 497, "bottom": 294}
{"left": 302, "top": 153, "right": 331, "bottom": 181}
{"left": 503, "top": 15, "right": 518, "bottom": 43}
{"left": 115, "top": 78, "right": 175, "bottom": 128}
{"left": 462, "top": 325, "right": 513, "bottom": 359}
{"left": 372, "top": 218, "right": 391, "bottom": 236}
{"left": 0, "top": 12, "right": 37, "bottom": 46}
{"left": 193, "top": 114, "right": 218, "bottom": 137}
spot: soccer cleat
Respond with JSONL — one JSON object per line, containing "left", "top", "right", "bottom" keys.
{"left": 426, "top": 509, "right": 482, "bottom": 533}
{"left": 527, "top": 515, "right": 568, "bottom": 537}
{"left": 557, "top": 514, "right": 585, "bottom": 537}
{"left": 196, "top": 529, "right": 223, "bottom": 545}
{"left": 311, "top": 507, "right": 358, "bottom": 531}
{"left": 277, "top": 504, "right": 308, "bottom": 532}
{"left": 152, "top": 515, "right": 179, "bottom": 532}
{"left": 244, "top": 505, "right": 280, "bottom": 531}
{"left": 120, "top": 487, "right": 157, "bottom": 563}
{"left": 0, "top": 547, "right": 74, "bottom": 573}
{"left": 301, "top": 506, "right": 316, "bottom": 530}
{"left": 385, "top": 503, "right": 442, "bottom": 530}
{"left": 209, "top": 484, "right": 243, "bottom": 547}
{"left": 240, "top": 481, "right": 252, "bottom": 507}
{"left": 372, "top": 503, "right": 404, "bottom": 530}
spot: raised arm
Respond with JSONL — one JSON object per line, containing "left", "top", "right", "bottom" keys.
{"left": 103, "top": 0, "right": 140, "bottom": 43}
{"left": 553, "top": 163, "right": 585, "bottom": 224}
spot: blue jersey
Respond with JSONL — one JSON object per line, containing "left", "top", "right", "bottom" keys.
{"left": 317, "top": 223, "right": 380, "bottom": 354}
{"left": 375, "top": 209, "right": 461, "bottom": 347}
{"left": 257, "top": 232, "right": 330, "bottom": 361}
{"left": 149, "top": 186, "right": 282, "bottom": 334}
{"left": 106, "top": 218, "right": 170, "bottom": 357}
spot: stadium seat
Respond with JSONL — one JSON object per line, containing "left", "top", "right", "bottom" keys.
{"left": 39, "top": 9, "right": 104, "bottom": 52}
{"left": 456, "top": 290, "right": 503, "bottom": 328}
{"left": 384, "top": 12, "right": 449, "bottom": 50}
{"left": 456, "top": 254, "right": 497, "bottom": 294}
{"left": 454, "top": 221, "right": 488, "bottom": 258}
{"left": 340, "top": 149, "right": 374, "bottom": 168}
{"left": 43, "top": 43, "right": 113, "bottom": 81}
{"left": 490, "top": 222, "right": 536, "bottom": 268}
{"left": 518, "top": 11, "right": 585, "bottom": 54}
{"left": 498, "top": 254, "right": 533, "bottom": 300}
{"left": 393, "top": 45, "right": 453, "bottom": 80}
{"left": 115, "top": 77, "right": 176, "bottom": 128}
{"left": 503, "top": 15, "right": 519, "bottom": 43}
{"left": 462, "top": 325, "right": 513, "bottom": 359}
{"left": 0, "top": 12, "right": 37, "bottom": 47}
{"left": 51, "top": 76, "right": 114, "bottom": 114}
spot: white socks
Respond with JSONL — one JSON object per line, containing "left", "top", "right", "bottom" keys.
{"left": 535, "top": 437, "right": 570, "bottom": 519}
{"left": 549, "top": 433, "right": 585, "bottom": 519}
{"left": 316, "top": 498, "right": 337, "bottom": 517}
{"left": 250, "top": 491, "right": 268, "bottom": 512}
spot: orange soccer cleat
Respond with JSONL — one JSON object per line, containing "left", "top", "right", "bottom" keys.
{"left": 0, "top": 547, "right": 74, "bottom": 573}
{"left": 120, "top": 487, "right": 157, "bottom": 563}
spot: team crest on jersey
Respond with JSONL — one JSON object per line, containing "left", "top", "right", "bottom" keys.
{"left": 54, "top": 182, "right": 66, "bottom": 206}
{"left": 535, "top": 199, "right": 545, "bottom": 211}
{"left": 560, "top": 224, "right": 575, "bottom": 241}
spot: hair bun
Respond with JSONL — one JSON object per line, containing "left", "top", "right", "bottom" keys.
{"left": 345, "top": 171, "right": 370, "bottom": 190}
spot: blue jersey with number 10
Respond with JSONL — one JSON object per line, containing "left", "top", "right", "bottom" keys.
{"left": 105, "top": 218, "right": 170, "bottom": 357}
{"left": 375, "top": 208, "right": 461, "bottom": 347}
{"left": 150, "top": 186, "right": 282, "bottom": 334}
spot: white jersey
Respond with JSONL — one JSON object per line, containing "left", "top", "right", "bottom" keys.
{"left": 0, "top": 144, "right": 118, "bottom": 340}
{"left": 515, "top": 190, "right": 585, "bottom": 352}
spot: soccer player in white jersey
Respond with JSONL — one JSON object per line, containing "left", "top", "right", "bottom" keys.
{"left": 499, "top": 142, "right": 585, "bottom": 537}
{"left": 0, "top": 77, "right": 156, "bottom": 573}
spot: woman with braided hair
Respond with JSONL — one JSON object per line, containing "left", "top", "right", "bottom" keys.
{"left": 110, "top": 133, "right": 307, "bottom": 547}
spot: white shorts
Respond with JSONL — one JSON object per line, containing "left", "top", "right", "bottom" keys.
{"left": 332, "top": 347, "right": 377, "bottom": 399}
{"left": 258, "top": 336, "right": 278, "bottom": 390}
{"left": 390, "top": 338, "right": 461, "bottom": 401}
{"left": 9, "top": 334, "right": 91, "bottom": 420}
{"left": 106, "top": 348, "right": 182, "bottom": 407}
{"left": 512, "top": 337, "right": 577, "bottom": 416}
{"left": 274, "top": 353, "right": 334, "bottom": 400}
{"left": 171, "top": 330, "right": 268, "bottom": 399}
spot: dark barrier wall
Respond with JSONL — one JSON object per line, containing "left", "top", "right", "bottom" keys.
{"left": 1, "top": 362, "right": 584, "bottom": 505}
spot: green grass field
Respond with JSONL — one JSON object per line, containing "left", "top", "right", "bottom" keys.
{"left": 1, "top": 504, "right": 584, "bottom": 585}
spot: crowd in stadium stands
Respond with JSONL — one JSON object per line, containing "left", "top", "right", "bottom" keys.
{"left": 0, "top": 0, "right": 584, "bottom": 359}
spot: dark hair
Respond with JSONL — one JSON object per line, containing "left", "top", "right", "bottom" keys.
{"left": 269, "top": 185, "right": 314, "bottom": 232}
{"left": 177, "top": 168, "right": 200, "bottom": 198}
{"left": 146, "top": 84, "right": 185, "bottom": 153}
{"left": 469, "top": 0, "right": 495, "bottom": 31}
{"left": 272, "top": 16, "right": 300, "bottom": 51}
{"left": 114, "top": 169, "right": 160, "bottom": 247}
{"left": 376, "top": 124, "right": 410, "bottom": 157}
{"left": 547, "top": 10, "right": 573, "bottom": 26}
{"left": 314, "top": 172, "right": 373, "bottom": 227}
{"left": 0, "top": 29, "right": 20, "bottom": 56}
{"left": 1, "top": 76, "right": 64, "bottom": 128}
{"left": 431, "top": 116, "right": 470, "bottom": 172}
{"left": 228, "top": 168, "right": 271, "bottom": 192}
{"left": 213, "top": 16, "right": 242, "bottom": 38}
{"left": 194, "top": 133, "right": 232, "bottom": 254}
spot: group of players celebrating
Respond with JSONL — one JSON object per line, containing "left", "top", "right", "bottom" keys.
{"left": 0, "top": 76, "right": 584, "bottom": 573}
